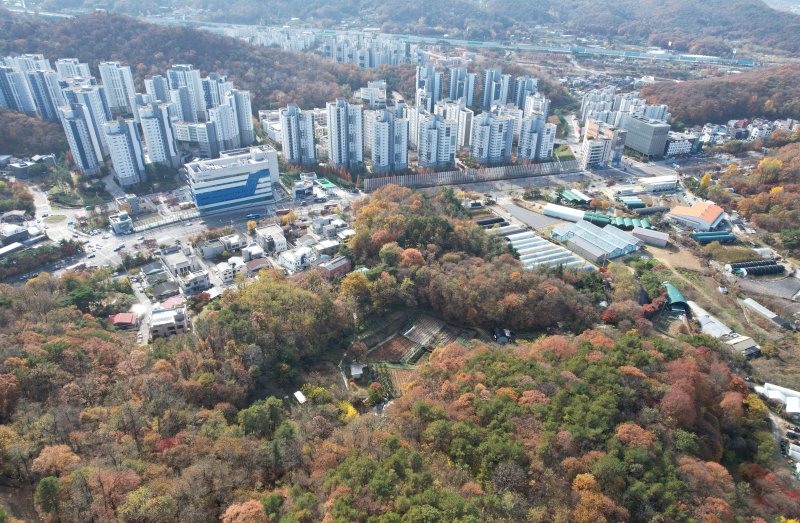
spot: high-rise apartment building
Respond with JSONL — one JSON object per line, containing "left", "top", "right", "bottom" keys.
{"left": 279, "top": 104, "right": 316, "bottom": 165}
{"left": 369, "top": 110, "right": 408, "bottom": 173}
{"left": 59, "top": 103, "right": 103, "bottom": 176}
{"left": 227, "top": 89, "right": 254, "bottom": 146}
{"left": 139, "top": 102, "right": 180, "bottom": 168}
{"left": 0, "top": 65, "right": 37, "bottom": 116}
{"left": 63, "top": 84, "right": 113, "bottom": 154}
{"left": 167, "top": 64, "right": 206, "bottom": 122}
{"left": 418, "top": 114, "right": 457, "bottom": 169}
{"left": 25, "top": 69, "right": 65, "bottom": 120}
{"left": 470, "top": 112, "right": 514, "bottom": 165}
{"left": 98, "top": 62, "right": 137, "bottom": 116}
{"left": 512, "top": 76, "right": 538, "bottom": 110}
{"left": 54, "top": 58, "right": 91, "bottom": 80}
{"left": 144, "top": 75, "right": 170, "bottom": 103}
{"left": 326, "top": 99, "right": 363, "bottom": 169}
{"left": 104, "top": 117, "right": 146, "bottom": 187}
{"left": 416, "top": 65, "right": 443, "bottom": 112}
{"left": 518, "top": 114, "right": 557, "bottom": 161}
{"left": 448, "top": 67, "right": 476, "bottom": 108}
{"left": 482, "top": 68, "right": 511, "bottom": 110}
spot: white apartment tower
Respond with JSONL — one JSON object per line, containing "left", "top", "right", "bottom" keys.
{"left": 418, "top": 114, "right": 457, "bottom": 169}
{"left": 144, "top": 75, "right": 170, "bottom": 103}
{"left": 167, "top": 64, "right": 207, "bottom": 122}
{"left": 513, "top": 76, "right": 539, "bottom": 109}
{"left": 369, "top": 110, "right": 408, "bottom": 173}
{"left": 209, "top": 103, "right": 241, "bottom": 152}
{"left": 55, "top": 59, "right": 91, "bottom": 80}
{"left": 523, "top": 92, "right": 551, "bottom": 119}
{"left": 448, "top": 67, "right": 476, "bottom": 108}
{"left": 470, "top": 112, "right": 514, "bottom": 165}
{"left": 104, "top": 117, "right": 146, "bottom": 187}
{"left": 98, "top": 62, "right": 137, "bottom": 117}
{"left": 326, "top": 99, "right": 363, "bottom": 169}
{"left": 63, "top": 84, "right": 113, "bottom": 154}
{"left": 25, "top": 69, "right": 65, "bottom": 120}
{"left": 227, "top": 89, "right": 255, "bottom": 146}
{"left": 518, "top": 114, "right": 557, "bottom": 161}
{"left": 482, "top": 68, "right": 511, "bottom": 110}
{"left": 279, "top": 104, "right": 316, "bottom": 165}
{"left": 416, "top": 65, "right": 443, "bottom": 112}
{"left": 138, "top": 102, "right": 180, "bottom": 168}
{"left": 0, "top": 66, "right": 38, "bottom": 116}
{"left": 59, "top": 103, "right": 103, "bottom": 177}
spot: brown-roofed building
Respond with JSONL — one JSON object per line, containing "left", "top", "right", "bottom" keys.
{"left": 666, "top": 201, "right": 726, "bottom": 231}
{"left": 109, "top": 312, "right": 138, "bottom": 330}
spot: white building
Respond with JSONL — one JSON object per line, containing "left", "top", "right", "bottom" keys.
{"left": 167, "top": 64, "right": 207, "bottom": 122}
{"left": 666, "top": 201, "right": 726, "bottom": 231}
{"left": 581, "top": 137, "right": 612, "bottom": 170}
{"left": 55, "top": 58, "right": 91, "bottom": 80}
{"left": 513, "top": 76, "right": 538, "bottom": 110}
{"left": 104, "top": 117, "right": 146, "bottom": 187}
{"left": 209, "top": 103, "right": 241, "bottom": 152}
{"left": 255, "top": 224, "right": 288, "bottom": 253}
{"left": 25, "top": 69, "right": 65, "bottom": 121}
{"left": 369, "top": 110, "right": 408, "bottom": 172}
{"left": 173, "top": 121, "right": 218, "bottom": 159}
{"left": 201, "top": 73, "right": 234, "bottom": 109}
{"left": 358, "top": 80, "right": 387, "bottom": 109}
{"left": 98, "top": 62, "right": 137, "bottom": 117}
{"left": 186, "top": 145, "right": 280, "bottom": 213}
{"left": 519, "top": 114, "right": 556, "bottom": 161}
{"left": 59, "top": 103, "right": 103, "bottom": 176}
{"left": 0, "top": 65, "right": 38, "bottom": 116}
{"left": 639, "top": 175, "right": 679, "bottom": 193}
{"left": 448, "top": 67, "right": 476, "bottom": 108}
{"left": 416, "top": 65, "right": 443, "bottom": 112}
{"left": 280, "top": 104, "right": 316, "bottom": 164}
{"left": 418, "top": 114, "right": 457, "bottom": 169}
{"left": 144, "top": 75, "right": 170, "bottom": 103}
{"left": 326, "top": 99, "right": 363, "bottom": 169}
{"left": 227, "top": 89, "right": 255, "bottom": 146}
{"left": 150, "top": 306, "right": 189, "bottom": 339}
{"left": 138, "top": 102, "right": 180, "bottom": 168}
{"left": 278, "top": 246, "right": 314, "bottom": 273}
{"left": 482, "top": 68, "right": 511, "bottom": 110}
{"left": 523, "top": 92, "right": 550, "bottom": 119}
{"left": 470, "top": 112, "right": 514, "bottom": 165}
{"left": 63, "top": 84, "right": 113, "bottom": 154}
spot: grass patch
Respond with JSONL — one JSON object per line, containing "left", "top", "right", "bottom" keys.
{"left": 555, "top": 144, "right": 575, "bottom": 160}
{"left": 44, "top": 214, "right": 67, "bottom": 223}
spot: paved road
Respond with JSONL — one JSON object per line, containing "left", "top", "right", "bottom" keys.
{"left": 499, "top": 201, "right": 562, "bottom": 229}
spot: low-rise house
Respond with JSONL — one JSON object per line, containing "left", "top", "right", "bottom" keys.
{"left": 318, "top": 256, "right": 352, "bottom": 280}
{"left": 162, "top": 251, "right": 196, "bottom": 277}
{"left": 140, "top": 261, "right": 165, "bottom": 276}
{"left": 108, "top": 312, "right": 138, "bottom": 330}
{"left": 241, "top": 244, "right": 265, "bottom": 261}
{"left": 246, "top": 257, "right": 272, "bottom": 276}
{"left": 314, "top": 239, "right": 340, "bottom": 257}
{"left": 219, "top": 233, "right": 247, "bottom": 252}
{"left": 278, "top": 246, "right": 314, "bottom": 273}
{"left": 178, "top": 270, "right": 211, "bottom": 295}
{"left": 160, "top": 295, "right": 187, "bottom": 309}
{"left": 255, "top": 224, "right": 288, "bottom": 253}
{"left": 197, "top": 239, "right": 225, "bottom": 259}
{"left": 151, "top": 281, "right": 180, "bottom": 300}
{"left": 150, "top": 306, "right": 189, "bottom": 339}
{"left": 216, "top": 256, "right": 247, "bottom": 284}
{"left": 109, "top": 213, "right": 134, "bottom": 235}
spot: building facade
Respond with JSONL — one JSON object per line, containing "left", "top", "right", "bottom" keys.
{"left": 326, "top": 99, "right": 363, "bottom": 169}
{"left": 280, "top": 104, "right": 317, "bottom": 164}
{"left": 186, "top": 145, "right": 280, "bottom": 213}
{"left": 104, "top": 117, "right": 146, "bottom": 187}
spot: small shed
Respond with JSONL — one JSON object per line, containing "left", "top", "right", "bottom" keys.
{"left": 293, "top": 391, "right": 307, "bottom": 404}
{"left": 350, "top": 363, "right": 366, "bottom": 379}
{"left": 663, "top": 282, "right": 688, "bottom": 314}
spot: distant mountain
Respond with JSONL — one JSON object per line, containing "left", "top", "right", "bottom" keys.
{"left": 33, "top": 0, "right": 800, "bottom": 55}
{"left": 0, "top": 10, "right": 381, "bottom": 110}
{"left": 640, "top": 65, "right": 800, "bottom": 125}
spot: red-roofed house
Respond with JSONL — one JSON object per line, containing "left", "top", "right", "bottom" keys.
{"left": 160, "top": 296, "right": 187, "bottom": 310}
{"left": 109, "top": 312, "right": 139, "bottom": 330}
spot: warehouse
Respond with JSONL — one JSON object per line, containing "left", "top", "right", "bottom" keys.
{"left": 631, "top": 227, "right": 669, "bottom": 247}
{"left": 638, "top": 175, "right": 679, "bottom": 193}
{"left": 543, "top": 203, "right": 586, "bottom": 223}
{"left": 505, "top": 231, "right": 591, "bottom": 271}
{"left": 551, "top": 220, "right": 642, "bottom": 263}
{"left": 667, "top": 201, "right": 726, "bottom": 231}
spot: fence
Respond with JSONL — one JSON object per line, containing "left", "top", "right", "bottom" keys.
{"left": 362, "top": 158, "right": 582, "bottom": 192}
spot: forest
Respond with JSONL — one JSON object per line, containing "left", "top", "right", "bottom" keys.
{"left": 0, "top": 111, "right": 68, "bottom": 158}
{"left": 0, "top": 185, "right": 798, "bottom": 521}
{"left": 641, "top": 66, "right": 800, "bottom": 126}
{"left": 31, "top": 0, "right": 800, "bottom": 54}
{"left": 0, "top": 11, "right": 385, "bottom": 110}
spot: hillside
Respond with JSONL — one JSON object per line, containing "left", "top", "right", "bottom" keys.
{"left": 641, "top": 65, "right": 800, "bottom": 126}
{"left": 1, "top": 185, "right": 800, "bottom": 521}
{"left": 0, "top": 11, "right": 381, "bottom": 110}
{"left": 0, "top": 110, "right": 68, "bottom": 157}
{"left": 33, "top": 0, "right": 800, "bottom": 54}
